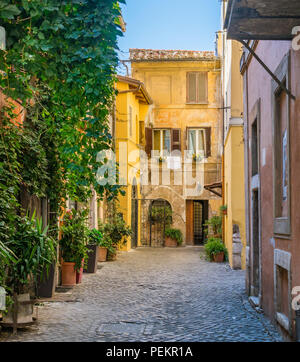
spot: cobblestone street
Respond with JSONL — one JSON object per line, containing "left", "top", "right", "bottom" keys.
{"left": 0, "top": 247, "right": 282, "bottom": 342}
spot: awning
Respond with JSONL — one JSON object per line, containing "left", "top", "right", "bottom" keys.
{"left": 204, "top": 181, "right": 222, "bottom": 198}
{"left": 225, "top": 0, "right": 300, "bottom": 40}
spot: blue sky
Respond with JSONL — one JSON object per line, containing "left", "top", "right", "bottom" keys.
{"left": 118, "top": 0, "right": 221, "bottom": 60}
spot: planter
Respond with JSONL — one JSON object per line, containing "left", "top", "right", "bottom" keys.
{"left": 165, "top": 237, "right": 178, "bottom": 248}
{"left": 98, "top": 246, "right": 108, "bottom": 262}
{"left": 213, "top": 252, "right": 225, "bottom": 263}
{"left": 84, "top": 245, "right": 98, "bottom": 273}
{"left": 3, "top": 293, "right": 33, "bottom": 324}
{"left": 61, "top": 261, "right": 76, "bottom": 286}
{"left": 36, "top": 262, "right": 56, "bottom": 298}
{"left": 76, "top": 259, "right": 84, "bottom": 284}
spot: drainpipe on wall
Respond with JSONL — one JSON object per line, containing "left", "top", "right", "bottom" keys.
{"left": 296, "top": 310, "right": 300, "bottom": 342}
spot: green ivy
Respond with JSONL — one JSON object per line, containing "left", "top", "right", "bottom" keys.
{"left": 0, "top": 0, "right": 125, "bottom": 285}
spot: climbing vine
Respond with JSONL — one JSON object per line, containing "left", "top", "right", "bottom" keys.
{"left": 0, "top": 0, "right": 125, "bottom": 284}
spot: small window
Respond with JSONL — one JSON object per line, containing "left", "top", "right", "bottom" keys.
{"left": 187, "top": 129, "right": 206, "bottom": 157}
{"left": 139, "top": 121, "right": 145, "bottom": 145}
{"left": 187, "top": 72, "right": 208, "bottom": 104}
{"left": 251, "top": 118, "right": 258, "bottom": 176}
{"left": 153, "top": 129, "right": 171, "bottom": 154}
{"left": 129, "top": 106, "right": 133, "bottom": 137}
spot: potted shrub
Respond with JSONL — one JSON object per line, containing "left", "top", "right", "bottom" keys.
{"left": 59, "top": 209, "right": 89, "bottom": 286}
{"left": 3, "top": 213, "right": 56, "bottom": 324}
{"left": 220, "top": 205, "right": 227, "bottom": 216}
{"left": 85, "top": 229, "right": 108, "bottom": 271}
{"left": 164, "top": 228, "right": 183, "bottom": 247}
{"left": 204, "top": 215, "right": 222, "bottom": 240}
{"left": 99, "top": 214, "right": 132, "bottom": 261}
{"left": 204, "top": 238, "right": 228, "bottom": 263}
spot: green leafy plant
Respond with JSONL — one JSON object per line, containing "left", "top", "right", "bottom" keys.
{"left": 88, "top": 228, "right": 114, "bottom": 254}
{"left": 99, "top": 214, "right": 132, "bottom": 249}
{"left": 4, "top": 212, "right": 57, "bottom": 294}
{"left": 220, "top": 205, "right": 227, "bottom": 213}
{"left": 204, "top": 216, "right": 222, "bottom": 239}
{"left": 165, "top": 228, "right": 183, "bottom": 245}
{"left": 59, "top": 209, "right": 89, "bottom": 271}
{"left": 204, "top": 238, "right": 228, "bottom": 262}
{"left": 151, "top": 205, "right": 172, "bottom": 225}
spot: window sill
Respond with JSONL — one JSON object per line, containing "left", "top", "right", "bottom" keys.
{"left": 186, "top": 102, "right": 209, "bottom": 105}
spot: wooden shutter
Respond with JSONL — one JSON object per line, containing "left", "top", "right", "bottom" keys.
{"left": 204, "top": 127, "right": 211, "bottom": 157}
{"left": 145, "top": 127, "right": 152, "bottom": 157}
{"left": 187, "top": 72, "right": 208, "bottom": 103}
{"left": 198, "top": 72, "right": 208, "bottom": 103}
{"left": 187, "top": 73, "right": 197, "bottom": 103}
{"left": 171, "top": 129, "right": 181, "bottom": 152}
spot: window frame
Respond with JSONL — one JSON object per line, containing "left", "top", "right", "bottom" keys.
{"left": 152, "top": 128, "right": 171, "bottom": 155}
{"left": 271, "top": 52, "right": 291, "bottom": 237}
{"left": 187, "top": 128, "right": 207, "bottom": 157}
{"left": 186, "top": 71, "right": 208, "bottom": 105}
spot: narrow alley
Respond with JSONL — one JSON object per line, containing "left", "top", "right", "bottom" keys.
{"left": 0, "top": 248, "right": 282, "bottom": 342}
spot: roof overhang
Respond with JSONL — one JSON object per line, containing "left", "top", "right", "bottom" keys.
{"left": 204, "top": 181, "right": 222, "bottom": 198}
{"left": 117, "top": 75, "right": 153, "bottom": 105}
{"left": 224, "top": 0, "right": 300, "bottom": 41}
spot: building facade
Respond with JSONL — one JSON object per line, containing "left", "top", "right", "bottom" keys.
{"left": 225, "top": 0, "right": 300, "bottom": 340}
{"left": 220, "top": 1, "right": 246, "bottom": 270}
{"left": 115, "top": 75, "right": 152, "bottom": 250}
{"left": 130, "top": 49, "right": 223, "bottom": 247}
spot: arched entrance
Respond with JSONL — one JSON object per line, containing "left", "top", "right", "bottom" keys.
{"left": 131, "top": 180, "right": 138, "bottom": 248}
{"left": 149, "top": 199, "right": 172, "bottom": 247}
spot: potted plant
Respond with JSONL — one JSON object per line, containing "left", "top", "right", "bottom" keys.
{"left": 204, "top": 238, "right": 228, "bottom": 263}
{"left": 85, "top": 229, "right": 105, "bottom": 271}
{"left": 204, "top": 215, "right": 222, "bottom": 240}
{"left": 220, "top": 205, "right": 227, "bottom": 216}
{"left": 88, "top": 229, "right": 115, "bottom": 263}
{"left": 59, "top": 209, "right": 89, "bottom": 286}
{"left": 99, "top": 214, "right": 132, "bottom": 261}
{"left": 3, "top": 213, "right": 57, "bottom": 325}
{"left": 164, "top": 228, "right": 183, "bottom": 247}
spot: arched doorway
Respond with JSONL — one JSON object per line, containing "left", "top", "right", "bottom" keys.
{"left": 131, "top": 180, "right": 138, "bottom": 248}
{"left": 149, "top": 199, "right": 172, "bottom": 247}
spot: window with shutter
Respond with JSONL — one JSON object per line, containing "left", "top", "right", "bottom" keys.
{"left": 186, "top": 72, "right": 208, "bottom": 104}
{"left": 187, "top": 128, "right": 211, "bottom": 158}
{"left": 152, "top": 129, "right": 171, "bottom": 155}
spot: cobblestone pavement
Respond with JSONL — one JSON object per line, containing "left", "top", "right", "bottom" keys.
{"left": 0, "top": 247, "right": 283, "bottom": 342}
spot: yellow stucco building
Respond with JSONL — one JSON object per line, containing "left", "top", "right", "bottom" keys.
{"left": 220, "top": 0, "right": 246, "bottom": 269}
{"left": 130, "top": 49, "right": 223, "bottom": 247}
{"left": 115, "top": 75, "right": 152, "bottom": 250}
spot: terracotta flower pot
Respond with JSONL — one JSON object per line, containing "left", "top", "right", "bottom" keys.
{"left": 165, "top": 237, "right": 178, "bottom": 248}
{"left": 61, "top": 261, "right": 76, "bottom": 286}
{"left": 213, "top": 252, "right": 225, "bottom": 263}
{"left": 76, "top": 259, "right": 84, "bottom": 284}
{"left": 98, "top": 246, "right": 108, "bottom": 262}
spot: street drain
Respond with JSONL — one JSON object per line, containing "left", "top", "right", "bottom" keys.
{"left": 96, "top": 322, "right": 154, "bottom": 336}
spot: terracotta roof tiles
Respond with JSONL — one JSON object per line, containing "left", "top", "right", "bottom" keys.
{"left": 129, "top": 48, "right": 217, "bottom": 61}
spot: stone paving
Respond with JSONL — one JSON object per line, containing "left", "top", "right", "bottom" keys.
{"left": 0, "top": 247, "right": 283, "bottom": 342}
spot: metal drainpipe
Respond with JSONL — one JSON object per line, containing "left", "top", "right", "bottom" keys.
{"left": 296, "top": 309, "right": 300, "bottom": 342}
